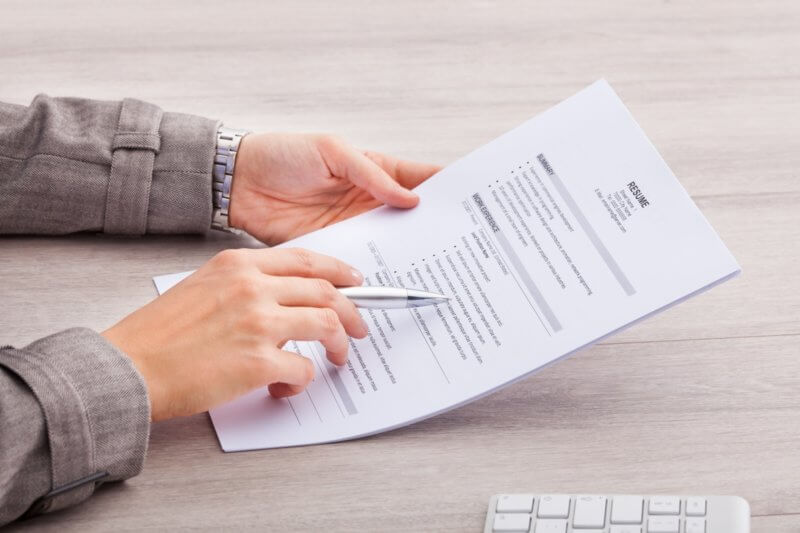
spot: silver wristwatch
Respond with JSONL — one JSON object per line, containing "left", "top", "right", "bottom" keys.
{"left": 212, "top": 126, "right": 251, "bottom": 233}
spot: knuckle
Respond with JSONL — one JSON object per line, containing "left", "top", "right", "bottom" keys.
{"left": 315, "top": 278, "right": 337, "bottom": 304}
{"left": 362, "top": 149, "right": 380, "bottom": 163}
{"left": 239, "top": 307, "right": 272, "bottom": 336}
{"left": 318, "top": 308, "right": 341, "bottom": 334}
{"left": 345, "top": 299, "right": 361, "bottom": 321}
{"left": 291, "top": 247, "right": 315, "bottom": 275}
{"left": 230, "top": 274, "right": 260, "bottom": 301}
{"left": 213, "top": 248, "right": 248, "bottom": 268}
{"left": 316, "top": 134, "right": 342, "bottom": 152}
{"left": 333, "top": 259, "right": 349, "bottom": 281}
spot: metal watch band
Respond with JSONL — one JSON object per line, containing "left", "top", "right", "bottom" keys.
{"left": 212, "top": 126, "right": 250, "bottom": 233}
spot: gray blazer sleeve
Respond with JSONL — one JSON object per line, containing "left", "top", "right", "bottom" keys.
{"left": 0, "top": 96, "right": 219, "bottom": 525}
{"left": 0, "top": 94, "right": 219, "bottom": 234}
{"left": 0, "top": 330, "right": 150, "bottom": 525}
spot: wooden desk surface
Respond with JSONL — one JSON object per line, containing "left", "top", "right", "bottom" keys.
{"left": 2, "top": 1, "right": 798, "bottom": 531}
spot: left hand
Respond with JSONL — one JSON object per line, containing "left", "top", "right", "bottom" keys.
{"left": 102, "top": 247, "right": 368, "bottom": 420}
{"left": 228, "top": 133, "right": 441, "bottom": 245}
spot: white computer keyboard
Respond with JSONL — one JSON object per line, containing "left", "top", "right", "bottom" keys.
{"left": 484, "top": 493, "right": 750, "bottom": 533}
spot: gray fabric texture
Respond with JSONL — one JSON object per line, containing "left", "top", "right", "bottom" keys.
{"left": 0, "top": 94, "right": 219, "bottom": 234}
{"left": 0, "top": 329, "right": 151, "bottom": 525}
{"left": 0, "top": 95, "right": 220, "bottom": 525}
{"left": 104, "top": 98, "right": 164, "bottom": 234}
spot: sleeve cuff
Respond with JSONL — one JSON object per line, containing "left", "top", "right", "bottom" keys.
{"left": 1, "top": 328, "right": 150, "bottom": 514}
{"left": 103, "top": 99, "right": 219, "bottom": 235}
{"left": 146, "top": 111, "right": 221, "bottom": 234}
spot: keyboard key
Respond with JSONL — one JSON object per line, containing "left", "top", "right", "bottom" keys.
{"left": 648, "top": 496, "right": 680, "bottom": 515}
{"left": 685, "top": 517, "right": 706, "bottom": 533}
{"left": 610, "top": 526, "right": 641, "bottom": 533}
{"left": 496, "top": 494, "right": 534, "bottom": 513}
{"left": 573, "top": 495, "right": 607, "bottom": 528}
{"left": 534, "top": 518, "right": 567, "bottom": 533}
{"left": 493, "top": 513, "right": 530, "bottom": 532}
{"left": 686, "top": 497, "right": 707, "bottom": 516}
{"left": 647, "top": 516, "right": 679, "bottom": 533}
{"left": 486, "top": 493, "right": 748, "bottom": 533}
{"left": 537, "top": 494, "right": 570, "bottom": 518}
{"left": 610, "top": 496, "right": 643, "bottom": 524}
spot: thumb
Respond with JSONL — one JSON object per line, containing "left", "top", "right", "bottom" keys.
{"left": 318, "top": 136, "right": 419, "bottom": 208}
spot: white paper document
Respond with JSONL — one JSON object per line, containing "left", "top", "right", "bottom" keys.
{"left": 154, "top": 80, "right": 739, "bottom": 451}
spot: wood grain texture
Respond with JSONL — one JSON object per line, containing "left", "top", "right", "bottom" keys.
{"left": 1, "top": 0, "right": 798, "bottom": 531}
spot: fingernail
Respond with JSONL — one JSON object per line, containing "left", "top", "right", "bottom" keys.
{"left": 360, "top": 318, "right": 370, "bottom": 334}
{"left": 351, "top": 269, "right": 364, "bottom": 284}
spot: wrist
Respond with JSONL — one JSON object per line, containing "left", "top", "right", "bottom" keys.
{"left": 101, "top": 324, "right": 164, "bottom": 422}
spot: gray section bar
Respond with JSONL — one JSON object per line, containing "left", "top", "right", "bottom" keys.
{"left": 493, "top": 229, "right": 563, "bottom": 332}
{"left": 537, "top": 154, "right": 636, "bottom": 296}
{"left": 328, "top": 366, "right": 358, "bottom": 415}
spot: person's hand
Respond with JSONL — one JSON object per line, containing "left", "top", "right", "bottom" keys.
{"left": 101, "top": 248, "right": 368, "bottom": 422}
{"left": 228, "top": 133, "right": 441, "bottom": 245}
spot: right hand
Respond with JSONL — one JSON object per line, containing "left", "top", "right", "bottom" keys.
{"left": 101, "top": 247, "right": 368, "bottom": 422}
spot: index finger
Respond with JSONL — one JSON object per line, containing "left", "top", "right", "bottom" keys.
{"left": 248, "top": 247, "right": 364, "bottom": 287}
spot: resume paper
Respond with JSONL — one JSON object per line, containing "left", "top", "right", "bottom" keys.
{"left": 154, "top": 81, "right": 740, "bottom": 451}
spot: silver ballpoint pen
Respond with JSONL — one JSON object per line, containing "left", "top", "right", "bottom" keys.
{"left": 338, "top": 286, "right": 450, "bottom": 309}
